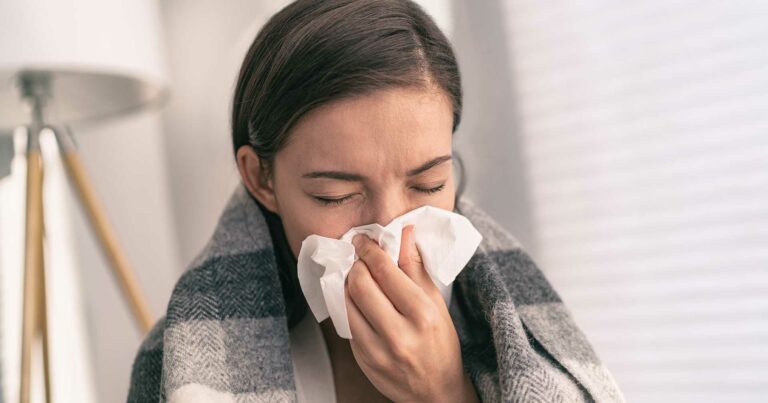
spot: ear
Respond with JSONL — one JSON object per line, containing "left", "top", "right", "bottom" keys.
{"left": 236, "top": 145, "right": 280, "bottom": 214}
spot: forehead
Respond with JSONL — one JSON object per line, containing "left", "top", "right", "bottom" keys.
{"left": 279, "top": 86, "right": 454, "bottom": 174}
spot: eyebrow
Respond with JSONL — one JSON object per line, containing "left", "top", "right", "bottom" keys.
{"left": 301, "top": 154, "right": 452, "bottom": 181}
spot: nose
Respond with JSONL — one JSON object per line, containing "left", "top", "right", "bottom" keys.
{"left": 369, "top": 193, "right": 410, "bottom": 227}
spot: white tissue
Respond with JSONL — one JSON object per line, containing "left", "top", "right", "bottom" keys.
{"left": 296, "top": 205, "right": 483, "bottom": 339}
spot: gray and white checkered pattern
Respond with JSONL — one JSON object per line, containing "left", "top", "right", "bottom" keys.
{"left": 127, "top": 184, "right": 625, "bottom": 402}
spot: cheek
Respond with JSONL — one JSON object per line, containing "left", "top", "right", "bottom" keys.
{"left": 279, "top": 202, "right": 358, "bottom": 258}
{"left": 271, "top": 173, "right": 353, "bottom": 255}
{"left": 445, "top": 174, "right": 458, "bottom": 207}
{"left": 429, "top": 171, "right": 457, "bottom": 211}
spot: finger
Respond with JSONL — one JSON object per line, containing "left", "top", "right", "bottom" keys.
{"left": 397, "top": 224, "right": 433, "bottom": 287}
{"left": 352, "top": 234, "right": 429, "bottom": 319}
{"left": 346, "top": 258, "right": 405, "bottom": 339}
{"left": 345, "top": 277, "right": 389, "bottom": 365}
{"left": 398, "top": 225, "right": 443, "bottom": 304}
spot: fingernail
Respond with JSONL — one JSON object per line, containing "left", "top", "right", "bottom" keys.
{"left": 409, "top": 224, "right": 416, "bottom": 248}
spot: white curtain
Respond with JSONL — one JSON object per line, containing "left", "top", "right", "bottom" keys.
{"left": 499, "top": 1, "right": 768, "bottom": 402}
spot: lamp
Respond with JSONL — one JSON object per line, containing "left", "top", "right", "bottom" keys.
{"left": 0, "top": 0, "right": 168, "bottom": 401}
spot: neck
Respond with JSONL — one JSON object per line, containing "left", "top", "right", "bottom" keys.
{"left": 319, "top": 318, "right": 351, "bottom": 353}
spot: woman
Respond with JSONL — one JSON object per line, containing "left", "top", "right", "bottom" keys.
{"left": 127, "top": 0, "right": 625, "bottom": 402}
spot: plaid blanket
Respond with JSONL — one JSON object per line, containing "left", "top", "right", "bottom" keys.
{"left": 127, "top": 184, "right": 625, "bottom": 402}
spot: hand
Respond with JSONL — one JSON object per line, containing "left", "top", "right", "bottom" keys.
{"left": 345, "top": 224, "right": 480, "bottom": 403}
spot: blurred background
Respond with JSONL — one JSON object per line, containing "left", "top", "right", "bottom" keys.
{"left": 1, "top": 0, "right": 767, "bottom": 402}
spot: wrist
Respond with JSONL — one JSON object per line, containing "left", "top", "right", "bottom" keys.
{"left": 435, "top": 371, "right": 479, "bottom": 403}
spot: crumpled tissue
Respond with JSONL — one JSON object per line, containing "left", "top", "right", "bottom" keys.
{"left": 296, "top": 205, "right": 483, "bottom": 339}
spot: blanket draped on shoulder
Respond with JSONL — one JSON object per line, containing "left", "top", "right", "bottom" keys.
{"left": 127, "top": 184, "right": 625, "bottom": 403}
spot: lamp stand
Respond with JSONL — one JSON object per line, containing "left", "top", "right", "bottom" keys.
{"left": 18, "top": 73, "right": 154, "bottom": 403}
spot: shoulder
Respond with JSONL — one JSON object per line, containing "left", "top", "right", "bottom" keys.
{"left": 127, "top": 316, "right": 167, "bottom": 403}
{"left": 456, "top": 196, "right": 525, "bottom": 252}
{"left": 457, "top": 196, "right": 564, "bottom": 306}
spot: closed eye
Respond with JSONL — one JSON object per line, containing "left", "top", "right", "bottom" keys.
{"left": 313, "top": 194, "right": 354, "bottom": 206}
{"left": 413, "top": 183, "right": 446, "bottom": 194}
{"left": 312, "top": 183, "right": 446, "bottom": 207}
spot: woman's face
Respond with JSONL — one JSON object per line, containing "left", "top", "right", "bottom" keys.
{"left": 242, "top": 85, "right": 456, "bottom": 259}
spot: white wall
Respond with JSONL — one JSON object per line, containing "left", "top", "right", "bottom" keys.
{"left": 450, "top": 0, "right": 538, "bottom": 254}
{"left": 70, "top": 111, "right": 181, "bottom": 402}
{"left": 158, "top": 0, "right": 286, "bottom": 266}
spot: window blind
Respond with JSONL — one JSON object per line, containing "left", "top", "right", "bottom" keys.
{"left": 500, "top": 1, "right": 768, "bottom": 402}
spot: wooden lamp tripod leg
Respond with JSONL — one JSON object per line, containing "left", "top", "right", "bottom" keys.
{"left": 38, "top": 175, "right": 52, "bottom": 403}
{"left": 20, "top": 127, "right": 52, "bottom": 403}
{"left": 50, "top": 126, "right": 154, "bottom": 334}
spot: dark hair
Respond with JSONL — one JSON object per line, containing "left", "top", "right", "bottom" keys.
{"left": 232, "top": 0, "right": 467, "bottom": 328}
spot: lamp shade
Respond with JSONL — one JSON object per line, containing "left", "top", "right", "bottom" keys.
{"left": 0, "top": 0, "right": 168, "bottom": 128}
